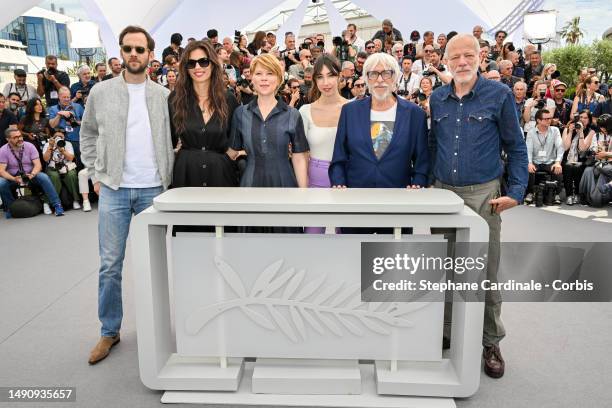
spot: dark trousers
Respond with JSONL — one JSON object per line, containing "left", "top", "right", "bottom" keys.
{"left": 527, "top": 163, "right": 563, "bottom": 194}
{"left": 563, "top": 162, "right": 586, "bottom": 197}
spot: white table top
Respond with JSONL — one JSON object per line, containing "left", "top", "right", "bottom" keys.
{"left": 153, "top": 188, "right": 464, "bottom": 214}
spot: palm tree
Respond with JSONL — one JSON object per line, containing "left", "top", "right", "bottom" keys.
{"left": 560, "top": 17, "right": 584, "bottom": 45}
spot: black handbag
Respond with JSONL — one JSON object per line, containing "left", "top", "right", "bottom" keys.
{"left": 9, "top": 187, "right": 43, "bottom": 218}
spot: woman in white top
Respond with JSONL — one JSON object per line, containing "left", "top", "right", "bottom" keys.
{"left": 299, "top": 55, "right": 347, "bottom": 233}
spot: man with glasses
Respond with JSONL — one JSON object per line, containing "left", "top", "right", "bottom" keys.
{"left": 0, "top": 128, "right": 64, "bottom": 218}
{"left": 551, "top": 80, "right": 572, "bottom": 128}
{"left": 364, "top": 40, "right": 376, "bottom": 56}
{"left": 330, "top": 52, "right": 429, "bottom": 190}
{"left": 412, "top": 44, "right": 435, "bottom": 76}
{"left": 350, "top": 77, "right": 367, "bottom": 100}
{"left": 81, "top": 25, "right": 174, "bottom": 365}
{"left": 288, "top": 49, "right": 312, "bottom": 85}
{"left": 491, "top": 30, "right": 507, "bottom": 61}
{"left": 524, "top": 108, "right": 564, "bottom": 204}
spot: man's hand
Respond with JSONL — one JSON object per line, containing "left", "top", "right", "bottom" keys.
{"left": 93, "top": 182, "right": 100, "bottom": 195}
{"left": 552, "top": 163, "right": 562, "bottom": 175}
{"left": 290, "top": 90, "right": 300, "bottom": 105}
{"left": 528, "top": 163, "right": 537, "bottom": 173}
{"left": 489, "top": 196, "right": 518, "bottom": 214}
{"left": 59, "top": 111, "right": 73, "bottom": 118}
{"left": 596, "top": 151, "right": 609, "bottom": 161}
{"left": 14, "top": 175, "right": 23, "bottom": 185}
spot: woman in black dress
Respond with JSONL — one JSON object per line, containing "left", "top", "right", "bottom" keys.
{"left": 169, "top": 40, "right": 239, "bottom": 188}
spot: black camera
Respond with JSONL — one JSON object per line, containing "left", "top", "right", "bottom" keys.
{"left": 300, "top": 42, "right": 310, "bottom": 50}
{"left": 507, "top": 42, "right": 515, "bottom": 52}
{"left": 18, "top": 171, "right": 30, "bottom": 184}
{"left": 236, "top": 75, "right": 250, "bottom": 88}
{"left": 56, "top": 138, "right": 66, "bottom": 148}
{"left": 234, "top": 30, "right": 241, "bottom": 45}
{"left": 316, "top": 40, "right": 325, "bottom": 48}
{"left": 573, "top": 113, "right": 583, "bottom": 130}
{"left": 78, "top": 87, "right": 90, "bottom": 97}
{"left": 397, "top": 89, "right": 410, "bottom": 97}
{"left": 332, "top": 36, "right": 347, "bottom": 47}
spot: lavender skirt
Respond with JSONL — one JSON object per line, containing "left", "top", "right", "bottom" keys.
{"left": 305, "top": 158, "right": 337, "bottom": 234}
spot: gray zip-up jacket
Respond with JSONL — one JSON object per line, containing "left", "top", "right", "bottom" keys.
{"left": 80, "top": 74, "right": 174, "bottom": 190}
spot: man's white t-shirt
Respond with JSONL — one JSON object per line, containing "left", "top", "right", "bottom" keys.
{"left": 120, "top": 82, "right": 161, "bottom": 188}
{"left": 370, "top": 103, "right": 397, "bottom": 159}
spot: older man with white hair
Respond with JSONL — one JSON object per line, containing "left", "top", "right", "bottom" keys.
{"left": 70, "top": 65, "right": 96, "bottom": 106}
{"left": 429, "top": 33, "right": 528, "bottom": 379}
{"left": 329, "top": 52, "right": 429, "bottom": 190}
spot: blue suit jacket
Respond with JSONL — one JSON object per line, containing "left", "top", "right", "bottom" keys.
{"left": 329, "top": 96, "right": 430, "bottom": 188}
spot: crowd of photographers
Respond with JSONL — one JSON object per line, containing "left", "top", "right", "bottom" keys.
{"left": 1, "top": 19, "right": 611, "bottom": 218}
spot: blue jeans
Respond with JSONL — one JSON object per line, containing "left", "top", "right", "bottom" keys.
{"left": 0, "top": 173, "right": 61, "bottom": 211}
{"left": 98, "top": 184, "right": 163, "bottom": 337}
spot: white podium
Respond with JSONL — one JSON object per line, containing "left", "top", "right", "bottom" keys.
{"left": 131, "top": 187, "right": 488, "bottom": 407}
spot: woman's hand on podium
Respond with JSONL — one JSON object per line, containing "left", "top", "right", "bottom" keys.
{"left": 332, "top": 185, "right": 347, "bottom": 189}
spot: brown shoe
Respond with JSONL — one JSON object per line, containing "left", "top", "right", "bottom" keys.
{"left": 88, "top": 335, "right": 120, "bottom": 365}
{"left": 483, "top": 344, "right": 505, "bottom": 378}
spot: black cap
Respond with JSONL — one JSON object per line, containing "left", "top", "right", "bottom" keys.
{"left": 14, "top": 68, "right": 27, "bottom": 77}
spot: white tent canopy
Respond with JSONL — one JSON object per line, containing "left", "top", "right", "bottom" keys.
{"left": 5, "top": 1, "right": 532, "bottom": 59}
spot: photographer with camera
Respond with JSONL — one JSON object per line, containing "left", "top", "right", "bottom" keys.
{"left": 411, "top": 76, "right": 433, "bottom": 127}
{"left": 551, "top": 80, "right": 572, "bottom": 128}
{"left": 350, "top": 77, "right": 367, "bottom": 100}
{"left": 36, "top": 55, "right": 70, "bottom": 107}
{"left": 18, "top": 98, "right": 49, "bottom": 155}
{"left": 48, "top": 87, "right": 84, "bottom": 168}
{"left": 280, "top": 32, "right": 300, "bottom": 68}
{"left": 338, "top": 61, "right": 358, "bottom": 99}
{"left": 286, "top": 78, "right": 307, "bottom": 109}
{"left": 579, "top": 114, "right": 612, "bottom": 204}
{"left": 3, "top": 69, "right": 37, "bottom": 103}
{"left": 396, "top": 57, "right": 421, "bottom": 99}
{"left": 478, "top": 41, "right": 498, "bottom": 74}
{"left": 332, "top": 31, "right": 357, "bottom": 65}
{"left": 70, "top": 65, "right": 96, "bottom": 107}
{"left": 524, "top": 109, "right": 564, "bottom": 205}
{"left": 236, "top": 66, "right": 254, "bottom": 105}
{"left": 42, "top": 128, "right": 80, "bottom": 210}
{"left": 421, "top": 49, "right": 452, "bottom": 89}
{"left": 523, "top": 80, "right": 556, "bottom": 134}
{"left": 561, "top": 109, "right": 597, "bottom": 205}
{"left": 0, "top": 128, "right": 64, "bottom": 218}
{"left": 490, "top": 30, "right": 507, "bottom": 61}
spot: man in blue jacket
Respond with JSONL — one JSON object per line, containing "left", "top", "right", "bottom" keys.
{"left": 429, "top": 34, "right": 528, "bottom": 379}
{"left": 329, "top": 52, "right": 429, "bottom": 189}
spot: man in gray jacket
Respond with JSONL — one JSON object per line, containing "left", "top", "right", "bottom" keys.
{"left": 80, "top": 25, "right": 174, "bottom": 365}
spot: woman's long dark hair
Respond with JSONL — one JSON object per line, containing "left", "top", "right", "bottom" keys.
{"left": 171, "top": 40, "right": 228, "bottom": 134}
{"left": 21, "top": 98, "right": 46, "bottom": 128}
{"left": 309, "top": 54, "right": 341, "bottom": 102}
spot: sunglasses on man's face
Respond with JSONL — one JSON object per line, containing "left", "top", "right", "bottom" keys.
{"left": 186, "top": 58, "right": 211, "bottom": 69}
{"left": 354, "top": 83, "right": 365, "bottom": 88}
{"left": 366, "top": 45, "right": 375, "bottom": 49}
{"left": 121, "top": 45, "right": 147, "bottom": 54}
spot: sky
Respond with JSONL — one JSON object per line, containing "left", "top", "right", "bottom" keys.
{"left": 38, "top": 0, "right": 611, "bottom": 43}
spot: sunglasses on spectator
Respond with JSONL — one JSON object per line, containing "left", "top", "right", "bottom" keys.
{"left": 366, "top": 45, "right": 375, "bottom": 49}
{"left": 366, "top": 70, "right": 394, "bottom": 80}
{"left": 354, "top": 83, "right": 365, "bottom": 88}
{"left": 290, "top": 85, "right": 300, "bottom": 90}
{"left": 541, "top": 117, "right": 553, "bottom": 121}
{"left": 121, "top": 45, "right": 147, "bottom": 54}
{"left": 186, "top": 58, "right": 211, "bottom": 69}
{"left": 592, "top": 81, "right": 600, "bottom": 84}
{"left": 424, "top": 49, "right": 434, "bottom": 53}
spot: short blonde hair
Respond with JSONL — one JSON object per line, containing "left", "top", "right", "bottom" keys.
{"left": 250, "top": 53, "right": 283, "bottom": 88}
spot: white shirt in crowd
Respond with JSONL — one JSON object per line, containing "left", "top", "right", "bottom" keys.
{"left": 523, "top": 98, "right": 556, "bottom": 134}
{"left": 2, "top": 83, "right": 38, "bottom": 101}
{"left": 396, "top": 72, "right": 421, "bottom": 98}
{"left": 120, "top": 81, "right": 161, "bottom": 188}
{"left": 42, "top": 140, "right": 74, "bottom": 169}
{"left": 299, "top": 104, "right": 337, "bottom": 162}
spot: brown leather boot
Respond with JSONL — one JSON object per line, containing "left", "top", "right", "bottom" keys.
{"left": 483, "top": 344, "right": 505, "bottom": 378}
{"left": 88, "top": 335, "right": 120, "bottom": 365}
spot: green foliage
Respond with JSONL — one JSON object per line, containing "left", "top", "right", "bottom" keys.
{"left": 543, "top": 45, "right": 591, "bottom": 88}
{"left": 590, "top": 40, "right": 612, "bottom": 79}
